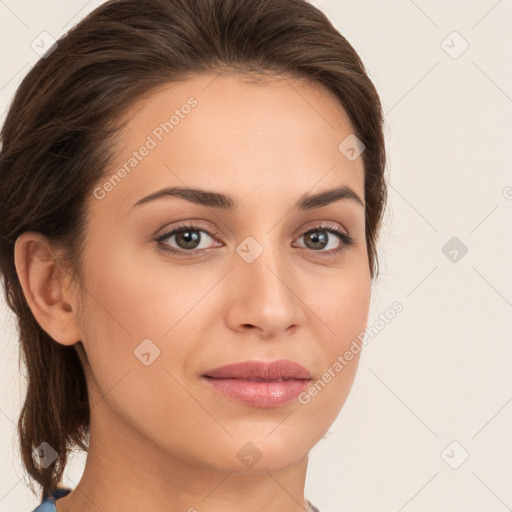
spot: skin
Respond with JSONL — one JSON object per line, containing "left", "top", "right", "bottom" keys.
{"left": 15, "top": 73, "right": 371, "bottom": 512}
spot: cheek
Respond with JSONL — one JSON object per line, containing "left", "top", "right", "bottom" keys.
{"left": 80, "top": 237, "right": 187, "bottom": 337}
{"left": 312, "top": 256, "right": 371, "bottom": 349}
{"left": 76, "top": 238, "right": 212, "bottom": 394}
{"left": 301, "top": 260, "right": 370, "bottom": 414}
{"left": 76, "top": 251, "right": 200, "bottom": 439}
{"left": 75, "top": 241, "right": 168, "bottom": 383}
{"left": 329, "top": 277, "right": 371, "bottom": 347}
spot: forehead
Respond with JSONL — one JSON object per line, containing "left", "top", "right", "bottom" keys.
{"left": 95, "top": 73, "right": 365, "bottom": 214}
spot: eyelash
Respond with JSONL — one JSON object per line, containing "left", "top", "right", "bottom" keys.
{"left": 155, "top": 220, "right": 354, "bottom": 257}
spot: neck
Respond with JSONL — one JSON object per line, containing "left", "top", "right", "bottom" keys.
{"left": 56, "top": 399, "right": 312, "bottom": 512}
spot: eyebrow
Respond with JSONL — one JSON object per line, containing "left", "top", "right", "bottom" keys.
{"left": 130, "top": 185, "right": 364, "bottom": 212}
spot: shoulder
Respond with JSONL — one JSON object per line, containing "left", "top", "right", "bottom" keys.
{"left": 31, "top": 488, "right": 72, "bottom": 512}
{"left": 31, "top": 500, "right": 56, "bottom": 512}
{"left": 31, "top": 491, "right": 321, "bottom": 512}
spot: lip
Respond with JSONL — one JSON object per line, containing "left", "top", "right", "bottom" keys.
{"left": 201, "top": 359, "right": 312, "bottom": 408}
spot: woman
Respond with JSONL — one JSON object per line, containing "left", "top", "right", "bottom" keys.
{"left": 0, "top": 0, "right": 387, "bottom": 510}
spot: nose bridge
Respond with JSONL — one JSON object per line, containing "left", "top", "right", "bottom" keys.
{"left": 247, "top": 244, "right": 288, "bottom": 301}
{"left": 230, "top": 230, "right": 303, "bottom": 330}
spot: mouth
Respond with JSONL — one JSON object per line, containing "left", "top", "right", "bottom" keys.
{"left": 202, "top": 359, "right": 312, "bottom": 380}
{"left": 201, "top": 359, "right": 313, "bottom": 408}
{"left": 203, "top": 376, "right": 301, "bottom": 382}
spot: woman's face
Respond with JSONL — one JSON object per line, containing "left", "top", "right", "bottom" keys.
{"left": 75, "top": 73, "right": 371, "bottom": 473}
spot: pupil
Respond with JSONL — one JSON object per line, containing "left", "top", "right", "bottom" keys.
{"left": 306, "top": 231, "right": 327, "bottom": 249}
{"left": 177, "top": 229, "right": 200, "bottom": 249}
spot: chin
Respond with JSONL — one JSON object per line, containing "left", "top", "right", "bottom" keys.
{"left": 207, "top": 433, "right": 314, "bottom": 474}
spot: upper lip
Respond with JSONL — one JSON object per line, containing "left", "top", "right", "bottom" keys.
{"left": 202, "top": 359, "right": 312, "bottom": 381}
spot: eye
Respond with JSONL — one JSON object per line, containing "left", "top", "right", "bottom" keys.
{"left": 155, "top": 221, "right": 220, "bottom": 255}
{"left": 155, "top": 220, "right": 354, "bottom": 257}
{"left": 294, "top": 221, "right": 354, "bottom": 256}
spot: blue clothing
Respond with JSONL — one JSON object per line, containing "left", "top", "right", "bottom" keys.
{"left": 32, "top": 488, "right": 71, "bottom": 511}
{"left": 32, "top": 487, "right": 321, "bottom": 511}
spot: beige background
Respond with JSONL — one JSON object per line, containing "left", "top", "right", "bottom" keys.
{"left": 1, "top": 1, "right": 511, "bottom": 511}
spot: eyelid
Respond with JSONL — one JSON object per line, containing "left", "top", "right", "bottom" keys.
{"left": 295, "top": 219, "right": 350, "bottom": 240}
{"left": 293, "top": 220, "right": 354, "bottom": 255}
{"left": 155, "top": 219, "right": 219, "bottom": 240}
{"left": 155, "top": 220, "right": 222, "bottom": 253}
{"left": 155, "top": 219, "right": 354, "bottom": 256}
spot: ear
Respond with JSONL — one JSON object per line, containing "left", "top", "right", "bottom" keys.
{"left": 14, "top": 231, "right": 82, "bottom": 346}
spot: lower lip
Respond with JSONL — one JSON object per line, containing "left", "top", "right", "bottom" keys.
{"left": 202, "top": 377, "right": 311, "bottom": 408}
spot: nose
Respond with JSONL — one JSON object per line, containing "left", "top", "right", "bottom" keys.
{"left": 224, "top": 240, "right": 306, "bottom": 339}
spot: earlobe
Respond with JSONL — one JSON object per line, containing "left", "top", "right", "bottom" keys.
{"left": 14, "top": 231, "right": 81, "bottom": 346}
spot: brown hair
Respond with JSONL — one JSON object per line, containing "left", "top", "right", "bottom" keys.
{"left": 0, "top": 0, "right": 387, "bottom": 500}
